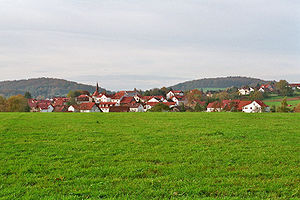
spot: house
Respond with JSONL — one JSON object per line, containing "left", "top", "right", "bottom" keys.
{"left": 109, "top": 106, "right": 130, "bottom": 112}
{"left": 98, "top": 102, "right": 116, "bottom": 112}
{"left": 93, "top": 93, "right": 113, "bottom": 103}
{"left": 77, "top": 102, "right": 101, "bottom": 113}
{"left": 76, "top": 95, "right": 93, "bottom": 104}
{"left": 207, "top": 100, "right": 240, "bottom": 112}
{"left": 129, "top": 104, "right": 144, "bottom": 112}
{"left": 171, "top": 95, "right": 185, "bottom": 106}
{"left": 260, "top": 84, "right": 274, "bottom": 92}
{"left": 133, "top": 94, "right": 143, "bottom": 102}
{"left": 147, "top": 96, "right": 166, "bottom": 103}
{"left": 120, "top": 96, "right": 137, "bottom": 106}
{"left": 68, "top": 105, "right": 79, "bottom": 112}
{"left": 289, "top": 84, "right": 300, "bottom": 90}
{"left": 53, "top": 105, "right": 68, "bottom": 112}
{"left": 28, "top": 99, "right": 39, "bottom": 112}
{"left": 38, "top": 103, "right": 54, "bottom": 112}
{"left": 207, "top": 101, "right": 223, "bottom": 112}
{"left": 240, "top": 100, "right": 270, "bottom": 113}
{"left": 238, "top": 88, "right": 250, "bottom": 95}
{"left": 145, "top": 102, "right": 176, "bottom": 111}
{"left": 53, "top": 97, "right": 69, "bottom": 106}
{"left": 166, "top": 90, "right": 184, "bottom": 99}
{"left": 91, "top": 83, "right": 100, "bottom": 97}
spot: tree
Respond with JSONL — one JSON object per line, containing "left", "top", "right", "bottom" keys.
{"left": 215, "top": 91, "right": 229, "bottom": 101}
{"left": 6, "top": 95, "right": 29, "bottom": 112}
{"left": 277, "top": 97, "right": 290, "bottom": 112}
{"left": 0, "top": 96, "right": 7, "bottom": 112}
{"left": 194, "top": 103, "right": 205, "bottom": 112}
{"left": 270, "top": 105, "right": 276, "bottom": 113}
{"left": 295, "top": 103, "right": 300, "bottom": 112}
{"left": 186, "top": 89, "right": 203, "bottom": 107}
{"left": 275, "top": 80, "right": 293, "bottom": 96}
{"left": 149, "top": 103, "right": 170, "bottom": 112}
{"left": 250, "top": 90, "right": 263, "bottom": 100}
{"left": 24, "top": 91, "right": 32, "bottom": 99}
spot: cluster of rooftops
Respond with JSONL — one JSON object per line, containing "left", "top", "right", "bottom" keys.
{"left": 27, "top": 84, "right": 186, "bottom": 112}
{"left": 29, "top": 82, "right": 298, "bottom": 113}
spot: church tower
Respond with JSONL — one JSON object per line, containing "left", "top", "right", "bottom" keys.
{"left": 92, "top": 82, "right": 100, "bottom": 96}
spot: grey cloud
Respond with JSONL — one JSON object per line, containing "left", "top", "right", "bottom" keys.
{"left": 0, "top": 0, "right": 299, "bottom": 90}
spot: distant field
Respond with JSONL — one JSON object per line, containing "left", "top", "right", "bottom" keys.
{"left": 263, "top": 95, "right": 300, "bottom": 108}
{"left": 0, "top": 113, "right": 299, "bottom": 199}
{"left": 265, "top": 100, "right": 300, "bottom": 108}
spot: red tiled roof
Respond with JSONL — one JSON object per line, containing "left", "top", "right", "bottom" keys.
{"left": 38, "top": 103, "right": 52, "bottom": 110}
{"left": 113, "top": 91, "right": 126, "bottom": 99}
{"left": 109, "top": 106, "right": 130, "bottom": 112}
{"left": 207, "top": 101, "right": 222, "bottom": 109}
{"left": 254, "top": 100, "right": 268, "bottom": 108}
{"left": 237, "top": 101, "right": 252, "bottom": 110}
{"left": 120, "top": 96, "right": 135, "bottom": 104}
{"left": 289, "top": 83, "right": 300, "bottom": 87}
{"left": 146, "top": 102, "right": 176, "bottom": 107}
{"left": 78, "top": 102, "right": 97, "bottom": 110}
{"left": 130, "top": 103, "right": 142, "bottom": 108}
{"left": 53, "top": 105, "right": 68, "bottom": 112}
{"left": 92, "top": 91, "right": 100, "bottom": 96}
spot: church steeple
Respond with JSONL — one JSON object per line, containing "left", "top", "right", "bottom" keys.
{"left": 92, "top": 82, "right": 100, "bottom": 96}
{"left": 96, "top": 82, "right": 99, "bottom": 92}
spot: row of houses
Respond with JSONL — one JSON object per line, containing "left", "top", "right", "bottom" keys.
{"left": 27, "top": 84, "right": 185, "bottom": 113}
{"left": 238, "top": 84, "right": 275, "bottom": 95}
{"left": 207, "top": 100, "right": 270, "bottom": 113}
{"left": 27, "top": 83, "right": 276, "bottom": 113}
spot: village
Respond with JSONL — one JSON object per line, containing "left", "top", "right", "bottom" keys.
{"left": 26, "top": 82, "right": 300, "bottom": 113}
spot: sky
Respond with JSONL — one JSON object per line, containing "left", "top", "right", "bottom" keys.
{"left": 0, "top": 0, "right": 299, "bottom": 91}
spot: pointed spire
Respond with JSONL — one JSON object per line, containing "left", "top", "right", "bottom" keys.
{"left": 96, "top": 82, "right": 99, "bottom": 92}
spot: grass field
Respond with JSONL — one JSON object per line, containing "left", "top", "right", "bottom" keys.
{"left": 263, "top": 95, "right": 300, "bottom": 109}
{"left": 0, "top": 113, "right": 299, "bottom": 199}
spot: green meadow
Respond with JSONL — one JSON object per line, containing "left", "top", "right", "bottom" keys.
{"left": 0, "top": 113, "right": 299, "bottom": 199}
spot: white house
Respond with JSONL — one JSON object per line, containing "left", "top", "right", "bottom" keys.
{"left": 39, "top": 104, "right": 54, "bottom": 112}
{"left": 129, "top": 104, "right": 144, "bottom": 112}
{"left": 99, "top": 102, "right": 116, "bottom": 112}
{"left": 93, "top": 94, "right": 112, "bottom": 103}
{"left": 171, "top": 96, "right": 185, "bottom": 106}
{"left": 242, "top": 101, "right": 270, "bottom": 113}
{"left": 68, "top": 105, "right": 78, "bottom": 112}
{"left": 76, "top": 95, "right": 93, "bottom": 104}
{"left": 238, "top": 88, "right": 250, "bottom": 95}
{"left": 166, "top": 90, "right": 184, "bottom": 99}
{"left": 70, "top": 102, "right": 101, "bottom": 113}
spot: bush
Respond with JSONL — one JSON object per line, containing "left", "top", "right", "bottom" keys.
{"left": 149, "top": 103, "right": 170, "bottom": 112}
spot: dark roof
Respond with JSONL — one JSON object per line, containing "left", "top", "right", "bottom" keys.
{"left": 109, "top": 106, "right": 130, "bottom": 112}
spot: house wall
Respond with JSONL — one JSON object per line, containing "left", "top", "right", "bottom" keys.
{"left": 41, "top": 106, "right": 54, "bottom": 112}
{"left": 148, "top": 98, "right": 160, "bottom": 103}
{"left": 207, "top": 108, "right": 221, "bottom": 112}
{"left": 242, "top": 101, "right": 262, "bottom": 113}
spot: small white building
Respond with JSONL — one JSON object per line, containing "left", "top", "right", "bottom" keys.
{"left": 166, "top": 90, "right": 184, "bottom": 99}
{"left": 39, "top": 104, "right": 54, "bottom": 112}
{"left": 242, "top": 101, "right": 270, "bottom": 113}
{"left": 238, "top": 88, "right": 250, "bottom": 95}
{"left": 129, "top": 104, "right": 144, "bottom": 112}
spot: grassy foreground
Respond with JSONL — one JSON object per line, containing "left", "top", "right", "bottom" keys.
{"left": 0, "top": 113, "right": 299, "bottom": 199}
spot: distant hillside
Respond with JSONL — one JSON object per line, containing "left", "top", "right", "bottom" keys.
{"left": 170, "top": 76, "right": 268, "bottom": 91}
{"left": 0, "top": 78, "right": 106, "bottom": 98}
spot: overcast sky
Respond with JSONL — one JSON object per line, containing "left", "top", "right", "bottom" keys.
{"left": 0, "top": 0, "right": 299, "bottom": 90}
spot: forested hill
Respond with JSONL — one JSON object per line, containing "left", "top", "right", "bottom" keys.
{"left": 170, "top": 76, "right": 268, "bottom": 91}
{"left": 0, "top": 78, "right": 106, "bottom": 98}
